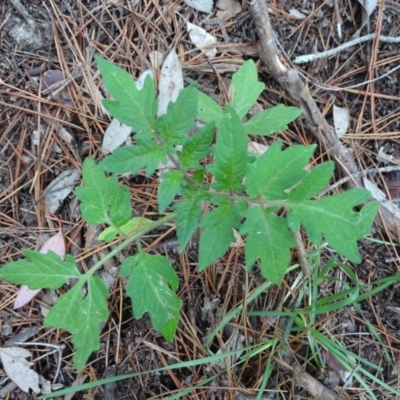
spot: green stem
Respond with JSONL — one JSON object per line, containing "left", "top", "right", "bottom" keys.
{"left": 84, "top": 213, "right": 176, "bottom": 280}
{"left": 208, "top": 190, "right": 285, "bottom": 207}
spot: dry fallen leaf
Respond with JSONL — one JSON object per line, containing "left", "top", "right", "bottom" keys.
{"left": 333, "top": 105, "right": 349, "bottom": 138}
{"left": 353, "top": 0, "right": 378, "bottom": 37}
{"left": 183, "top": 0, "right": 213, "bottom": 13}
{"left": 186, "top": 22, "right": 217, "bottom": 58}
{"left": 102, "top": 118, "right": 132, "bottom": 154}
{"left": 43, "top": 168, "right": 81, "bottom": 213}
{"left": 157, "top": 49, "right": 183, "bottom": 117}
{"left": 0, "top": 347, "right": 40, "bottom": 393}
{"left": 216, "top": 0, "right": 242, "bottom": 21}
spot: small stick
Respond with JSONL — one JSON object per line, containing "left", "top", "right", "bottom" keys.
{"left": 318, "top": 165, "right": 400, "bottom": 197}
{"left": 9, "top": 0, "right": 35, "bottom": 25}
{"left": 295, "top": 34, "right": 400, "bottom": 64}
{"left": 294, "top": 231, "right": 312, "bottom": 278}
{"left": 293, "top": 365, "right": 341, "bottom": 400}
{"left": 333, "top": 0, "right": 343, "bottom": 40}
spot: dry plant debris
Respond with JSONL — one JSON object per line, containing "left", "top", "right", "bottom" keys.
{"left": 1, "top": 0, "right": 400, "bottom": 398}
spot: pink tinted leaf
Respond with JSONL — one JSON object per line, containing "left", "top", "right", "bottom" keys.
{"left": 39, "top": 228, "right": 66, "bottom": 258}
{"left": 13, "top": 226, "right": 66, "bottom": 309}
{"left": 13, "top": 286, "right": 41, "bottom": 310}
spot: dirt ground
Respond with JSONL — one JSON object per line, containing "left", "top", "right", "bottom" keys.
{"left": 1, "top": 0, "right": 400, "bottom": 399}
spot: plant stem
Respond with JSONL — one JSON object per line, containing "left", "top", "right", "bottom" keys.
{"left": 84, "top": 213, "right": 176, "bottom": 279}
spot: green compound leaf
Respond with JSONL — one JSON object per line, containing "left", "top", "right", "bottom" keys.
{"left": 156, "top": 85, "right": 198, "bottom": 152}
{"left": 120, "top": 253, "right": 182, "bottom": 341}
{"left": 158, "top": 170, "right": 183, "bottom": 213}
{"left": 287, "top": 189, "right": 378, "bottom": 263}
{"left": 178, "top": 122, "right": 215, "bottom": 170}
{"left": 230, "top": 60, "right": 265, "bottom": 119}
{"left": 288, "top": 162, "right": 335, "bottom": 201}
{"left": 109, "top": 185, "right": 131, "bottom": 227}
{"left": 197, "top": 90, "right": 223, "bottom": 126}
{"left": 174, "top": 188, "right": 209, "bottom": 252}
{"left": 240, "top": 206, "right": 296, "bottom": 285}
{"left": 0, "top": 251, "right": 81, "bottom": 290}
{"left": 207, "top": 105, "right": 248, "bottom": 191}
{"left": 98, "top": 217, "right": 153, "bottom": 242}
{"left": 97, "top": 141, "right": 167, "bottom": 176}
{"left": 44, "top": 276, "right": 110, "bottom": 371}
{"left": 198, "top": 199, "right": 243, "bottom": 271}
{"left": 76, "top": 158, "right": 131, "bottom": 225}
{"left": 244, "top": 105, "right": 301, "bottom": 136}
{"left": 246, "top": 141, "right": 316, "bottom": 200}
{"left": 95, "top": 55, "right": 157, "bottom": 136}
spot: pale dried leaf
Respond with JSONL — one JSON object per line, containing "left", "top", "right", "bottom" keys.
{"left": 216, "top": 0, "right": 241, "bottom": 21}
{"left": 187, "top": 22, "right": 217, "bottom": 57}
{"left": 208, "top": 331, "right": 245, "bottom": 369}
{"left": 248, "top": 141, "right": 269, "bottom": 155}
{"left": 149, "top": 51, "right": 164, "bottom": 70}
{"left": 364, "top": 178, "right": 400, "bottom": 219}
{"left": 0, "top": 347, "right": 40, "bottom": 393}
{"left": 136, "top": 69, "right": 154, "bottom": 90}
{"left": 102, "top": 119, "right": 132, "bottom": 153}
{"left": 353, "top": 0, "right": 378, "bottom": 37}
{"left": 229, "top": 229, "right": 244, "bottom": 247}
{"left": 183, "top": 0, "right": 213, "bottom": 13}
{"left": 44, "top": 169, "right": 81, "bottom": 213}
{"left": 377, "top": 147, "right": 394, "bottom": 163}
{"left": 333, "top": 105, "right": 349, "bottom": 138}
{"left": 157, "top": 49, "right": 183, "bottom": 117}
{"left": 289, "top": 8, "right": 307, "bottom": 19}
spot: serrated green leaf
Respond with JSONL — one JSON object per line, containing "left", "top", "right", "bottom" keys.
{"left": 287, "top": 189, "right": 377, "bottom": 262}
{"left": 76, "top": 158, "right": 122, "bottom": 225}
{"left": 109, "top": 185, "right": 131, "bottom": 227}
{"left": 158, "top": 170, "right": 183, "bottom": 213}
{"left": 70, "top": 277, "right": 109, "bottom": 370}
{"left": 197, "top": 90, "right": 223, "bottom": 125}
{"left": 95, "top": 55, "right": 157, "bottom": 135}
{"left": 44, "top": 277, "right": 109, "bottom": 371}
{"left": 156, "top": 85, "right": 197, "bottom": 152}
{"left": 98, "top": 217, "right": 153, "bottom": 242}
{"left": 174, "top": 189, "right": 209, "bottom": 252}
{"left": 231, "top": 60, "right": 264, "bottom": 119}
{"left": 240, "top": 206, "right": 295, "bottom": 284}
{"left": 0, "top": 251, "right": 80, "bottom": 290}
{"left": 178, "top": 122, "right": 215, "bottom": 169}
{"left": 356, "top": 201, "right": 379, "bottom": 237}
{"left": 288, "top": 162, "right": 334, "bottom": 201}
{"left": 246, "top": 141, "right": 316, "bottom": 200}
{"left": 122, "top": 253, "right": 182, "bottom": 341}
{"left": 119, "top": 255, "right": 138, "bottom": 278}
{"left": 244, "top": 105, "right": 301, "bottom": 135}
{"left": 97, "top": 141, "right": 166, "bottom": 176}
{"left": 198, "top": 200, "right": 242, "bottom": 271}
{"left": 207, "top": 106, "right": 247, "bottom": 191}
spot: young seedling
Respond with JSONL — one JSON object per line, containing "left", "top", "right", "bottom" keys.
{"left": 0, "top": 57, "right": 379, "bottom": 371}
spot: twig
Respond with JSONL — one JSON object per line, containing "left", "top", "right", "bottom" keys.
{"left": 318, "top": 165, "right": 400, "bottom": 197}
{"left": 293, "top": 365, "right": 341, "bottom": 400}
{"left": 9, "top": 0, "right": 35, "bottom": 25}
{"left": 294, "top": 231, "right": 313, "bottom": 278}
{"left": 248, "top": 0, "right": 362, "bottom": 187}
{"left": 295, "top": 33, "right": 400, "bottom": 64}
{"left": 276, "top": 37, "right": 400, "bottom": 92}
{"left": 333, "top": 0, "right": 342, "bottom": 40}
